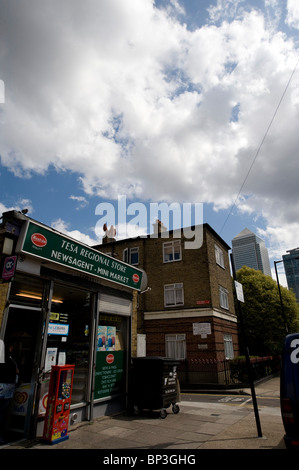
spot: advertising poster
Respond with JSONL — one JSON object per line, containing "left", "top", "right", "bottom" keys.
{"left": 12, "top": 383, "right": 31, "bottom": 416}
{"left": 106, "top": 326, "right": 116, "bottom": 351}
{"left": 97, "top": 326, "right": 116, "bottom": 351}
{"left": 97, "top": 326, "right": 107, "bottom": 351}
{"left": 45, "top": 348, "right": 58, "bottom": 371}
{"left": 38, "top": 371, "right": 51, "bottom": 416}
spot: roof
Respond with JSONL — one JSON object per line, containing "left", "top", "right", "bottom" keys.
{"left": 93, "top": 223, "right": 231, "bottom": 251}
{"left": 233, "top": 227, "right": 254, "bottom": 239}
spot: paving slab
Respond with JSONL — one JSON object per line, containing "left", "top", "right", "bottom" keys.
{"left": 2, "top": 376, "right": 287, "bottom": 452}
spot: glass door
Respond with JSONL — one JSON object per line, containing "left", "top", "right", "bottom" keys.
{"left": 40, "top": 283, "right": 93, "bottom": 414}
{"left": 3, "top": 273, "right": 46, "bottom": 441}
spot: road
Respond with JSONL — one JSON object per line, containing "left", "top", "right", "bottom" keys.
{"left": 181, "top": 392, "right": 280, "bottom": 409}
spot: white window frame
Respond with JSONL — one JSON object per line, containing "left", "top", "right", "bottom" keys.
{"left": 163, "top": 240, "right": 182, "bottom": 263}
{"left": 164, "top": 283, "right": 184, "bottom": 307}
{"left": 219, "top": 286, "right": 229, "bottom": 310}
{"left": 123, "top": 247, "right": 139, "bottom": 265}
{"left": 165, "top": 334, "right": 186, "bottom": 360}
{"left": 224, "top": 334, "right": 234, "bottom": 360}
{"left": 215, "top": 244, "right": 225, "bottom": 268}
{"left": 129, "top": 247, "right": 139, "bottom": 265}
{"left": 123, "top": 248, "right": 128, "bottom": 263}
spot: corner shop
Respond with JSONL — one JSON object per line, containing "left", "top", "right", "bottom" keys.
{"left": 0, "top": 210, "right": 146, "bottom": 441}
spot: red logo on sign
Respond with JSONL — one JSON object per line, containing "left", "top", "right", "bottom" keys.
{"left": 106, "top": 354, "right": 114, "bottom": 364}
{"left": 132, "top": 273, "right": 140, "bottom": 283}
{"left": 31, "top": 233, "right": 47, "bottom": 247}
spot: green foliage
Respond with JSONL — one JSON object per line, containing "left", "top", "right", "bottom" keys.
{"left": 234, "top": 266, "right": 299, "bottom": 356}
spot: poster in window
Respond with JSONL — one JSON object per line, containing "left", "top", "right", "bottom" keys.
{"left": 106, "top": 326, "right": 116, "bottom": 351}
{"left": 97, "top": 326, "right": 116, "bottom": 351}
{"left": 97, "top": 326, "right": 107, "bottom": 351}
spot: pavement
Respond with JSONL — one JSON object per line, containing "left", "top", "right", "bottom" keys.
{"left": 1, "top": 376, "right": 289, "bottom": 452}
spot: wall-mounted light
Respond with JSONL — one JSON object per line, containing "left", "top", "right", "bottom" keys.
{"left": 3, "top": 237, "right": 14, "bottom": 255}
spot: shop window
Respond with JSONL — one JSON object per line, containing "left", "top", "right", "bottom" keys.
{"left": 165, "top": 334, "right": 186, "bottom": 359}
{"left": 9, "top": 273, "right": 45, "bottom": 308}
{"left": 94, "top": 314, "right": 128, "bottom": 401}
{"left": 4, "top": 306, "right": 42, "bottom": 383}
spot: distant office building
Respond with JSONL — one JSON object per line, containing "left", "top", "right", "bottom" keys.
{"left": 283, "top": 248, "right": 299, "bottom": 302}
{"left": 232, "top": 228, "right": 271, "bottom": 276}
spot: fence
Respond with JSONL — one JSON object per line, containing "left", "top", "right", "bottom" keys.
{"left": 178, "top": 355, "right": 281, "bottom": 388}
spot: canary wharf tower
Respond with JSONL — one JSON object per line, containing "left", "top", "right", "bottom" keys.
{"left": 232, "top": 228, "right": 272, "bottom": 276}
{"left": 283, "top": 248, "right": 299, "bottom": 302}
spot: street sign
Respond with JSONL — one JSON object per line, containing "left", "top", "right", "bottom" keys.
{"left": 234, "top": 280, "right": 245, "bottom": 303}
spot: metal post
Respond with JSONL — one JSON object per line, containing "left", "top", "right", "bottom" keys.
{"left": 230, "top": 254, "right": 262, "bottom": 438}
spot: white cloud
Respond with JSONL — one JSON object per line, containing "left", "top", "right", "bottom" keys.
{"left": 286, "top": 0, "right": 299, "bottom": 29}
{"left": 1, "top": 0, "right": 299, "bottom": 259}
{"left": 207, "top": 0, "right": 246, "bottom": 24}
{"left": 51, "top": 218, "right": 98, "bottom": 246}
{"left": 69, "top": 195, "right": 88, "bottom": 210}
{"left": 0, "top": 199, "right": 33, "bottom": 217}
{"left": 116, "top": 222, "right": 148, "bottom": 241}
{"left": 257, "top": 223, "right": 299, "bottom": 259}
{"left": 0, "top": 202, "right": 14, "bottom": 216}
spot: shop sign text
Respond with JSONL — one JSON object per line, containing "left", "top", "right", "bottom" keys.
{"left": 18, "top": 221, "right": 143, "bottom": 290}
{"left": 94, "top": 350, "right": 125, "bottom": 399}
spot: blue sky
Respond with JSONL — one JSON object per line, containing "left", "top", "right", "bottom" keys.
{"left": 1, "top": 0, "right": 299, "bottom": 286}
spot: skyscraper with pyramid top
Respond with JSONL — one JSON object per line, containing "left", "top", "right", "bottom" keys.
{"left": 232, "top": 228, "right": 271, "bottom": 276}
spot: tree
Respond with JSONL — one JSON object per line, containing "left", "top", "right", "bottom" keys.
{"left": 234, "top": 266, "right": 299, "bottom": 356}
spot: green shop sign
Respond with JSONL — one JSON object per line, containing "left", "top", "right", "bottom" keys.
{"left": 17, "top": 220, "right": 144, "bottom": 290}
{"left": 94, "top": 350, "right": 125, "bottom": 399}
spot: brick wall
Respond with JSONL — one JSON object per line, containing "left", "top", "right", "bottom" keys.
{"left": 98, "top": 227, "right": 237, "bottom": 324}
{"left": 142, "top": 233, "right": 212, "bottom": 311}
{"left": 95, "top": 224, "right": 239, "bottom": 381}
{"left": 206, "top": 230, "right": 235, "bottom": 314}
{"left": 144, "top": 315, "right": 239, "bottom": 361}
{"left": 131, "top": 290, "right": 138, "bottom": 357}
{"left": 0, "top": 282, "right": 9, "bottom": 330}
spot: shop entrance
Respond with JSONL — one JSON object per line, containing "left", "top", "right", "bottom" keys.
{"left": 3, "top": 306, "right": 43, "bottom": 440}
{"left": 2, "top": 273, "right": 46, "bottom": 441}
{"left": 38, "top": 283, "right": 93, "bottom": 424}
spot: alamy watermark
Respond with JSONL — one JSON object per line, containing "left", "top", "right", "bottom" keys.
{"left": 95, "top": 195, "right": 203, "bottom": 249}
{"left": 290, "top": 338, "right": 299, "bottom": 364}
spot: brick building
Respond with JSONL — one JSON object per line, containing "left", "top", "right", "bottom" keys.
{"left": 96, "top": 222, "right": 239, "bottom": 385}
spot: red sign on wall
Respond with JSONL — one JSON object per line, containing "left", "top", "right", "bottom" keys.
{"left": 2, "top": 256, "right": 17, "bottom": 281}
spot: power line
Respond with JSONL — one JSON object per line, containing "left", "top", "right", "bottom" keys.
{"left": 220, "top": 57, "right": 299, "bottom": 235}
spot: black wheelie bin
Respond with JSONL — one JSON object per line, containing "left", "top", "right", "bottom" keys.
{"left": 131, "top": 356, "right": 180, "bottom": 418}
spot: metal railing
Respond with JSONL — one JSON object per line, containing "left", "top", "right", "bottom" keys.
{"left": 177, "top": 355, "right": 281, "bottom": 388}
